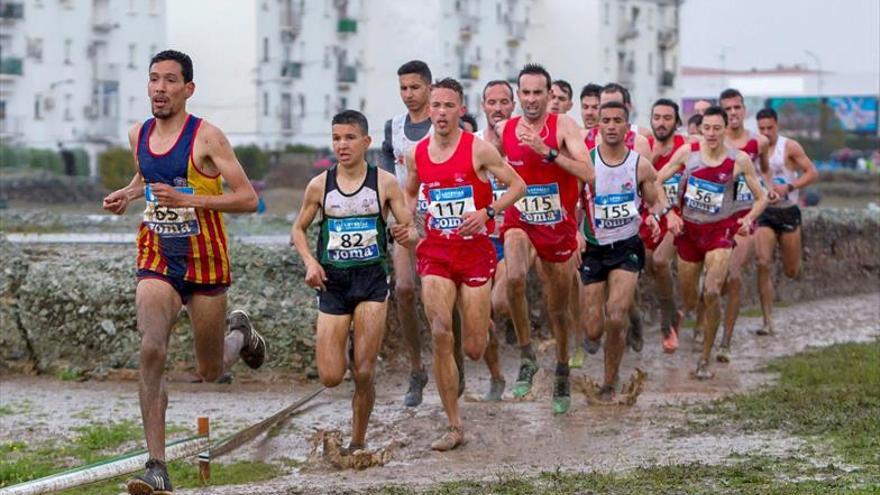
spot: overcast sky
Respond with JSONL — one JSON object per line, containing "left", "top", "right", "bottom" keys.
{"left": 680, "top": 0, "right": 880, "bottom": 75}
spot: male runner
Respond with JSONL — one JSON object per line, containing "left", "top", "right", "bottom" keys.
{"left": 599, "top": 83, "right": 652, "bottom": 137}
{"left": 102, "top": 50, "right": 266, "bottom": 494}
{"left": 380, "top": 60, "right": 464, "bottom": 406}
{"left": 496, "top": 64, "right": 591, "bottom": 414}
{"left": 718, "top": 88, "right": 770, "bottom": 360}
{"left": 476, "top": 79, "right": 519, "bottom": 400}
{"left": 692, "top": 98, "right": 713, "bottom": 116}
{"left": 580, "top": 101, "right": 681, "bottom": 402}
{"left": 640, "top": 99, "right": 689, "bottom": 353}
{"left": 687, "top": 114, "right": 703, "bottom": 139}
{"left": 755, "top": 108, "right": 817, "bottom": 335}
{"left": 656, "top": 106, "right": 767, "bottom": 379}
{"left": 579, "top": 83, "right": 603, "bottom": 133}
{"left": 549, "top": 79, "right": 574, "bottom": 115}
{"left": 405, "top": 78, "right": 525, "bottom": 450}
{"left": 292, "top": 110, "right": 416, "bottom": 453}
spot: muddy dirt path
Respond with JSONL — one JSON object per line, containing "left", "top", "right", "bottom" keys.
{"left": 1, "top": 293, "right": 878, "bottom": 494}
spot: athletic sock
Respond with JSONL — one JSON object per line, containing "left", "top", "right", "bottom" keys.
{"left": 520, "top": 343, "right": 536, "bottom": 362}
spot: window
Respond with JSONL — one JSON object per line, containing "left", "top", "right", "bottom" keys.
{"left": 128, "top": 43, "right": 137, "bottom": 68}
{"left": 263, "top": 92, "right": 269, "bottom": 116}
{"left": 298, "top": 94, "right": 306, "bottom": 117}
{"left": 323, "top": 94, "right": 330, "bottom": 118}
{"left": 359, "top": 98, "right": 366, "bottom": 112}
{"left": 34, "top": 95, "right": 42, "bottom": 119}
{"left": 648, "top": 52, "right": 653, "bottom": 74}
{"left": 281, "top": 93, "right": 292, "bottom": 130}
{"left": 64, "top": 39, "right": 72, "bottom": 64}
{"left": 262, "top": 37, "right": 269, "bottom": 62}
{"left": 27, "top": 38, "right": 44, "bottom": 62}
{"left": 64, "top": 94, "right": 73, "bottom": 121}
{"left": 604, "top": 47, "right": 611, "bottom": 72}
{"left": 338, "top": 97, "right": 347, "bottom": 112}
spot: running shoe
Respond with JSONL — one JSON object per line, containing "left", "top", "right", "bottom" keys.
{"left": 584, "top": 337, "right": 601, "bottom": 355}
{"left": 756, "top": 323, "right": 775, "bottom": 336}
{"left": 662, "top": 327, "right": 679, "bottom": 355}
{"left": 552, "top": 373, "right": 571, "bottom": 415}
{"left": 431, "top": 426, "right": 465, "bottom": 451}
{"left": 627, "top": 313, "right": 644, "bottom": 352}
{"left": 597, "top": 384, "right": 615, "bottom": 404}
{"left": 504, "top": 319, "right": 517, "bottom": 345}
{"left": 403, "top": 369, "right": 429, "bottom": 407}
{"left": 127, "top": 459, "right": 173, "bottom": 495}
{"left": 485, "top": 376, "right": 506, "bottom": 401}
{"left": 695, "top": 359, "right": 712, "bottom": 380}
{"left": 716, "top": 345, "right": 731, "bottom": 363}
{"left": 512, "top": 358, "right": 539, "bottom": 398}
{"left": 228, "top": 310, "right": 266, "bottom": 370}
{"left": 568, "top": 346, "right": 586, "bottom": 369}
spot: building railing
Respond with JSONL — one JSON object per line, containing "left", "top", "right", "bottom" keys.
{"left": 0, "top": 2, "right": 24, "bottom": 20}
{"left": 337, "top": 64, "right": 356, "bottom": 83}
{"left": 281, "top": 61, "right": 302, "bottom": 78}
{"left": 0, "top": 57, "right": 23, "bottom": 76}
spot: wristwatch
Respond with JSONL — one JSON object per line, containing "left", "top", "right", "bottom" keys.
{"left": 485, "top": 206, "right": 496, "bottom": 219}
{"left": 786, "top": 183, "right": 795, "bottom": 193}
{"left": 652, "top": 213, "right": 662, "bottom": 223}
{"left": 545, "top": 148, "right": 559, "bottom": 162}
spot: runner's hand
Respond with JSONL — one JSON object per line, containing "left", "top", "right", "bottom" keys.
{"left": 102, "top": 189, "right": 130, "bottom": 215}
{"left": 304, "top": 261, "right": 327, "bottom": 291}
{"left": 769, "top": 185, "right": 786, "bottom": 204}
{"left": 151, "top": 183, "right": 192, "bottom": 208}
{"left": 516, "top": 125, "right": 550, "bottom": 156}
{"left": 458, "top": 209, "right": 489, "bottom": 237}
{"left": 666, "top": 210, "right": 683, "bottom": 236}
{"left": 646, "top": 215, "right": 661, "bottom": 242}
{"left": 576, "top": 230, "right": 586, "bottom": 268}
{"left": 390, "top": 223, "right": 416, "bottom": 246}
{"left": 736, "top": 215, "right": 753, "bottom": 236}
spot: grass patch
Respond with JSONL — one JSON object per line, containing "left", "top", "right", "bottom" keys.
{"left": 707, "top": 341, "right": 880, "bottom": 467}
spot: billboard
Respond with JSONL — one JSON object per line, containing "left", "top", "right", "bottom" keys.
{"left": 765, "top": 96, "right": 878, "bottom": 135}
{"left": 826, "top": 96, "right": 878, "bottom": 133}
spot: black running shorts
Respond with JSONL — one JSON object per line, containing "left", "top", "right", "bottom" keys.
{"left": 579, "top": 235, "right": 645, "bottom": 285}
{"left": 757, "top": 205, "right": 802, "bottom": 234}
{"left": 318, "top": 264, "right": 389, "bottom": 315}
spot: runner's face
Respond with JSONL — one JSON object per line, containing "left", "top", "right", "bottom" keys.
{"left": 429, "top": 88, "right": 464, "bottom": 136}
{"left": 148, "top": 60, "right": 193, "bottom": 119}
{"left": 598, "top": 107, "right": 628, "bottom": 146}
{"left": 331, "top": 123, "right": 370, "bottom": 167}
{"left": 399, "top": 74, "right": 430, "bottom": 112}
{"left": 599, "top": 90, "right": 625, "bottom": 106}
{"left": 720, "top": 97, "right": 745, "bottom": 130}
{"left": 580, "top": 96, "right": 600, "bottom": 129}
{"left": 549, "top": 84, "right": 572, "bottom": 114}
{"left": 693, "top": 100, "right": 711, "bottom": 116}
{"left": 701, "top": 115, "right": 726, "bottom": 149}
{"left": 517, "top": 74, "right": 550, "bottom": 120}
{"left": 688, "top": 122, "right": 700, "bottom": 137}
{"left": 651, "top": 105, "right": 677, "bottom": 141}
{"left": 757, "top": 118, "right": 778, "bottom": 143}
{"left": 482, "top": 84, "right": 514, "bottom": 127}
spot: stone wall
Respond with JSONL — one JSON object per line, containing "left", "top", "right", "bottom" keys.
{"left": 1, "top": 208, "right": 877, "bottom": 376}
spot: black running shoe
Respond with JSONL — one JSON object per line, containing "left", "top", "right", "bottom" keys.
{"left": 127, "top": 458, "right": 173, "bottom": 495}
{"left": 228, "top": 310, "right": 266, "bottom": 369}
{"left": 403, "top": 369, "right": 428, "bottom": 407}
{"left": 552, "top": 372, "right": 571, "bottom": 415}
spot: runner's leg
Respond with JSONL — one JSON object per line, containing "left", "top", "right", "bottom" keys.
{"left": 350, "top": 301, "right": 387, "bottom": 448}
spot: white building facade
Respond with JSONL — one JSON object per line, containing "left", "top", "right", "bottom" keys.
{"left": 0, "top": 0, "right": 166, "bottom": 174}
{"left": 169, "top": 0, "right": 682, "bottom": 149}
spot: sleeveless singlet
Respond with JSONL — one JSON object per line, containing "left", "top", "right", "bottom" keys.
{"left": 391, "top": 113, "right": 432, "bottom": 214}
{"left": 732, "top": 131, "right": 764, "bottom": 212}
{"left": 767, "top": 136, "right": 799, "bottom": 207}
{"left": 583, "top": 148, "right": 642, "bottom": 245}
{"left": 679, "top": 142, "right": 740, "bottom": 225}
{"left": 649, "top": 134, "right": 688, "bottom": 205}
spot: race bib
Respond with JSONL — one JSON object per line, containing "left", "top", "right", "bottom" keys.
{"left": 684, "top": 176, "right": 725, "bottom": 215}
{"left": 143, "top": 185, "right": 200, "bottom": 237}
{"left": 593, "top": 192, "right": 638, "bottom": 229}
{"left": 326, "top": 217, "right": 380, "bottom": 262}
{"left": 516, "top": 183, "right": 563, "bottom": 225}
{"left": 663, "top": 174, "right": 682, "bottom": 205}
{"left": 416, "top": 184, "right": 429, "bottom": 214}
{"left": 773, "top": 177, "right": 790, "bottom": 200}
{"left": 735, "top": 175, "right": 765, "bottom": 202}
{"left": 428, "top": 185, "right": 476, "bottom": 231}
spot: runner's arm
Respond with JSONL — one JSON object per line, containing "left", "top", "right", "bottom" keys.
{"left": 638, "top": 158, "right": 664, "bottom": 212}
{"left": 381, "top": 170, "right": 418, "bottom": 247}
{"left": 756, "top": 133, "right": 771, "bottom": 175}
{"left": 736, "top": 151, "right": 768, "bottom": 226}
{"left": 152, "top": 122, "right": 258, "bottom": 212}
{"left": 291, "top": 175, "right": 328, "bottom": 290}
{"left": 556, "top": 115, "right": 594, "bottom": 182}
{"left": 403, "top": 148, "right": 420, "bottom": 213}
{"left": 379, "top": 119, "right": 395, "bottom": 174}
{"left": 787, "top": 139, "right": 818, "bottom": 190}
{"left": 476, "top": 139, "right": 526, "bottom": 213}
{"left": 655, "top": 144, "right": 689, "bottom": 183}
{"left": 102, "top": 124, "right": 145, "bottom": 214}
{"left": 633, "top": 134, "right": 651, "bottom": 160}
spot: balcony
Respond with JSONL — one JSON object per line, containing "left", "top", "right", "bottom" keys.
{"left": 506, "top": 21, "right": 526, "bottom": 47}
{"left": 92, "top": 13, "right": 117, "bottom": 32}
{"left": 459, "top": 14, "right": 479, "bottom": 41}
{"left": 657, "top": 28, "right": 678, "bottom": 49}
{"left": 617, "top": 23, "right": 638, "bottom": 42}
{"left": 0, "top": 57, "right": 23, "bottom": 77}
{"left": 281, "top": 61, "right": 302, "bottom": 79}
{"left": 337, "top": 18, "right": 357, "bottom": 34}
{"left": 280, "top": 3, "right": 302, "bottom": 40}
{"left": 0, "top": 2, "right": 24, "bottom": 21}
{"left": 459, "top": 63, "right": 479, "bottom": 80}
{"left": 337, "top": 64, "right": 356, "bottom": 83}
{"left": 659, "top": 70, "right": 675, "bottom": 88}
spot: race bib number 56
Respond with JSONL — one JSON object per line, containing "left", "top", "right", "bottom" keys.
{"left": 143, "top": 185, "right": 200, "bottom": 237}
{"left": 684, "top": 177, "right": 724, "bottom": 215}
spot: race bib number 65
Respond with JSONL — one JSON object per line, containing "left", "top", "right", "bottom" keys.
{"left": 143, "top": 185, "right": 200, "bottom": 237}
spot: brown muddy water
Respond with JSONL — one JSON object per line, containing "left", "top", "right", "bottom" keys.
{"left": 1, "top": 292, "right": 878, "bottom": 494}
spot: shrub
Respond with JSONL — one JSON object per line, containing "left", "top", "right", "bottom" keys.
{"left": 234, "top": 145, "right": 269, "bottom": 180}
{"left": 98, "top": 148, "right": 135, "bottom": 190}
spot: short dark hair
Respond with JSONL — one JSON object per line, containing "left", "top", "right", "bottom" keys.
{"left": 702, "top": 106, "right": 729, "bottom": 126}
{"left": 756, "top": 108, "right": 778, "bottom": 121}
{"left": 150, "top": 50, "right": 193, "bottom": 83}
{"left": 579, "top": 83, "right": 603, "bottom": 101}
{"left": 482, "top": 79, "right": 514, "bottom": 101}
{"left": 687, "top": 113, "right": 703, "bottom": 128}
{"left": 461, "top": 113, "right": 478, "bottom": 132}
{"left": 601, "top": 82, "right": 631, "bottom": 105}
{"left": 517, "top": 64, "right": 552, "bottom": 90}
{"left": 652, "top": 98, "right": 682, "bottom": 126}
{"left": 432, "top": 77, "right": 464, "bottom": 102}
{"left": 719, "top": 88, "right": 744, "bottom": 102}
{"left": 552, "top": 80, "right": 572, "bottom": 99}
{"left": 599, "top": 101, "right": 629, "bottom": 121}
{"left": 332, "top": 109, "right": 369, "bottom": 135}
{"left": 397, "top": 60, "right": 432, "bottom": 85}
